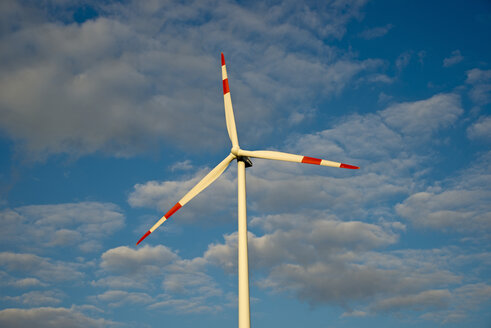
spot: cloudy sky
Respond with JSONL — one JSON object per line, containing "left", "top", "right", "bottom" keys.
{"left": 0, "top": 0, "right": 490, "bottom": 327}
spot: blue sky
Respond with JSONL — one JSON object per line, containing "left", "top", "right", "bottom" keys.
{"left": 0, "top": 0, "right": 490, "bottom": 327}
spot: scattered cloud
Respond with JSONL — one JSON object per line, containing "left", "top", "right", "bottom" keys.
{"left": 3, "top": 290, "right": 64, "bottom": 306}
{"left": 0, "top": 0, "right": 381, "bottom": 160}
{"left": 0, "top": 252, "right": 84, "bottom": 283}
{"left": 396, "top": 151, "right": 491, "bottom": 233}
{"left": 380, "top": 93, "right": 462, "bottom": 138}
{"left": 95, "top": 290, "right": 153, "bottom": 308}
{"left": 417, "top": 50, "right": 426, "bottom": 64}
{"left": 467, "top": 116, "right": 491, "bottom": 142}
{"left": 0, "top": 1, "right": 489, "bottom": 326}
{"left": 0, "top": 306, "right": 115, "bottom": 328}
{"left": 419, "top": 283, "right": 491, "bottom": 324}
{"left": 370, "top": 289, "right": 451, "bottom": 313}
{"left": 359, "top": 24, "right": 393, "bottom": 39}
{"left": 9, "top": 277, "right": 47, "bottom": 288}
{"left": 287, "top": 107, "right": 316, "bottom": 125}
{"left": 466, "top": 68, "right": 491, "bottom": 84}
{"left": 378, "top": 92, "right": 393, "bottom": 103}
{"left": 364, "top": 73, "right": 394, "bottom": 84}
{"left": 124, "top": 90, "right": 476, "bottom": 317}
{"left": 341, "top": 310, "right": 368, "bottom": 317}
{"left": 100, "top": 245, "right": 178, "bottom": 276}
{"left": 466, "top": 68, "right": 491, "bottom": 105}
{"left": 0, "top": 202, "right": 125, "bottom": 253}
{"left": 396, "top": 51, "right": 411, "bottom": 71}
{"left": 128, "top": 164, "right": 236, "bottom": 224}
{"left": 205, "top": 214, "right": 400, "bottom": 273}
{"left": 128, "top": 92, "right": 464, "bottom": 233}
{"left": 166, "top": 91, "right": 485, "bottom": 319}
{"left": 204, "top": 221, "right": 473, "bottom": 316}
{"left": 97, "top": 245, "right": 230, "bottom": 314}
{"left": 170, "top": 160, "right": 194, "bottom": 172}
{"left": 443, "top": 50, "right": 464, "bottom": 67}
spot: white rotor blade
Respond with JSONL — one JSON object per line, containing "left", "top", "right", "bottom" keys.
{"left": 137, "top": 153, "right": 236, "bottom": 245}
{"left": 221, "top": 53, "right": 239, "bottom": 148}
{"left": 238, "top": 149, "right": 359, "bottom": 169}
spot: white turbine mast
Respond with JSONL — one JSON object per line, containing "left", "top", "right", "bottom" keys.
{"left": 136, "top": 53, "right": 359, "bottom": 328}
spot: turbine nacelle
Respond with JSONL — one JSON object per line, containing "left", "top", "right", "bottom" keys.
{"left": 236, "top": 155, "right": 253, "bottom": 168}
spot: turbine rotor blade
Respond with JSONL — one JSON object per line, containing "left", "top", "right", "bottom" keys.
{"left": 221, "top": 53, "right": 239, "bottom": 148}
{"left": 238, "top": 149, "right": 359, "bottom": 169}
{"left": 137, "top": 153, "right": 236, "bottom": 245}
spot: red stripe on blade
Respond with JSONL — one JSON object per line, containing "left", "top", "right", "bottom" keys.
{"left": 302, "top": 156, "right": 322, "bottom": 165}
{"left": 340, "top": 163, "right": 359, "bottom": 169}
{"left": 221, "top": 53, "right": 225, "bottom": 66}
{"left": 164, "top": 202, "right": 182, "bottom": 219}
{"left": 136, "top": 230, "right": 151, "bottom": 245}
{"left": 223, "top": 79, "right": 230, "bottom": 94}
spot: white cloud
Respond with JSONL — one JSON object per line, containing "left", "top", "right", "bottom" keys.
{"left": 287, "top": 107, "right": 316, "bottom": 125}
{"left": 128, "top": 164, "right": 236, "bottom": 224}
{"left": 206, "top": 218, "right": 427, "bottom": 306}
{"left": 465, "top": 68, "right": 491, "bottom": 106}
{"left": 188, "top": 95, "right": 487, "bottom": 315}
{"left": 341, "top": 310, "right": 368, "bottom": 317}
{"left": 453, "top": 283, "right": 491, "bottom": 312}
{"left": 203, "top": 221, "right": 472, "bottom": 312}
{"left": 129, "top": 93, "right": 463, "bottom": 222}
{"left": 380, "top": 93, "right": 462, "bottom": 138}
{"left": 0, "top": 0, "right": 386, "bottom": 160}
{"left": 418, "top": 283, "right": 491, "bottom": 324}
{"left": 126, "top": 90, "right": 475, "bottom": 312}
{"left": 100, "top": 245, "right": 177, "bottom": 276}
{"left": 467, "top": 116, "right": 491, "bottom": 142}
{"left": 359, "top": 24, "right": 393, "bottom": 39}
{"left": 469, "top": 84, "right": 491, "bottom": 105}
{"left": 170, "top": 160, "right": 194, "bottom": 172}
{"left": 9, "top": 278, "right": 46, "bottom": 288}
{"left": 154, "top": 258, "right": 229, "bottom": 314}
{"left": 95, "top": 290, "right": 153, "bottom": 308}
{"left": 90, "top": 276, "right": 147, "bottom": 290}
{"left": 161, "top": 258, "right": 222, "bottom": 299}
{"left": 205, "top": 213, "right": 400, "bottom": 274}
{"left": 396, "top": 190, "right": 491, "bottom": 231}
{"left": 443, "top": 50, "right": 463, "bottom": 67}
{"left": 0, "top": 202, "right": 125, "bottom": 252}
{"left": 0, "top": 306, "right": 114, "bottom": 328}
{"left": 3, "top": 290, "right": 64, "bottom": 306}
{"left": 149, "top": 296, "right": 225, "bottom": 314}
{"left": 370, "top": 289, "right": 451, "bottom": 312}
{"left": 417, "top": 50, "right": 426, "bottom": 64}
{"left": 0, "top": 252, "right": 84, "bottom": 283}
{"left": 97, "top": 245, "right": 229, "bottom": 314}
{"left": 364, "top": 73, "right": 394, "bottom": 84}
{"left": 396, "top": 151, "right": 491, "bottom": 232}
{"left": 396, "top": 51, "right": 411, "bottom": 71}
{"left": 124, "top": 88, "right": 477, "bottom": 313}
{"left": 466, "top": 68, "right": 491, "bottom": 84}
{"left": 289, "top": 93, "right": 462, "bottom": 168}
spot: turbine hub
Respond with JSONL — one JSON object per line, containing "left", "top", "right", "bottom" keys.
{"left": 231, "top": 146, "right": 240, "bottom": 156}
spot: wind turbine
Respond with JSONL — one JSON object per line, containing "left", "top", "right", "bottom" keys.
{"left": 136, "top": 53, "right": 359, "bottom": 328}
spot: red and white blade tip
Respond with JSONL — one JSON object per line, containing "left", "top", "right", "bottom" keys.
{"left": 221, "top": 52, "right": 225, "bottom": 66}
{"left": 301, "top": 156, "right": 359, "bottom": 169}
{"left": 340, "top": 163, "right": 359, "bottom": 169}
{"left": 136, "top": 230, "right": 151, "bottom": 245}
{"left": 136, "top": 202, "right": 183, "bottom": 245}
